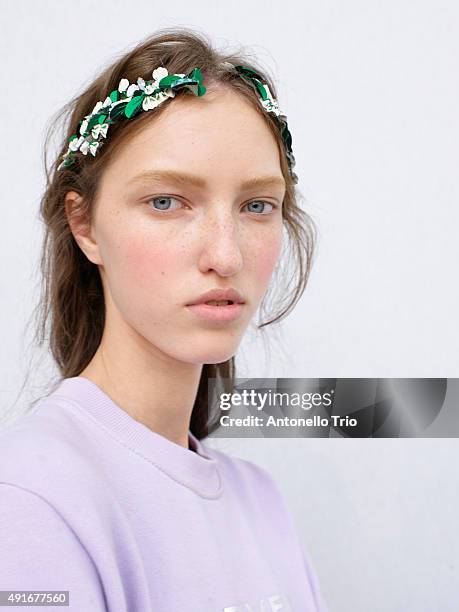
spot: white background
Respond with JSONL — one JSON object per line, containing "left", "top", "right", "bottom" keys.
{"left": 1, "top": 1, "right": 458, "bottom": 610}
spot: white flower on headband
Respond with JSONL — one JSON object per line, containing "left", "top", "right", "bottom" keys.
{"left": 153, "top": 66, "right": 170, "bottom": 84}
{"left": 137, "top": 67, "right": 178, "bottom": 110}
{"left": 88, "top": 141, "right": 101, "bottom": 156}
{"left": 79, "top": 99, "right": 112, "bottom": 137}
{"left": 118, "top": 79, "right": 140, "bottom": 98}
{"left": 139, "top": 67, "right": 170, "bottom": 93}
{"left": 75, "top": 138, "right": 100, "bottom": 157}
{"left": 143, "top": 88, "right": 175, "bottom": 110}
{"left": 260, "top": 83, "right": 281, "bottom": 117}
{"left": 91, "top": 123, "right": 109, "bottom": 139}
{"left": 69, "top": 135, "right": 85, "bottom": 152}
{"left": 118, "top": 78, "right": 130, "bottom": 93}
{"left": 91, "top": 100, "right": 104, "bottom": 115}
{"left": 79, "top": 119, "right": 89, "bottom": 136}
{"left": 79, "top": 140, "right": 90, "bottom": 155}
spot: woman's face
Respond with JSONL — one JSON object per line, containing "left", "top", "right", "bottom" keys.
{"left": 73, "top": 86, "right": 286, "bottom": 365}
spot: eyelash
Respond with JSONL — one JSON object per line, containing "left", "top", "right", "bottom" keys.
{"left": 145, "top": 195, "right": 279, "bottom": 216}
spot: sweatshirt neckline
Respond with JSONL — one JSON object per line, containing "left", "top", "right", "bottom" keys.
{"left": 47, "top": 376, "right": 223, "bottom": 500}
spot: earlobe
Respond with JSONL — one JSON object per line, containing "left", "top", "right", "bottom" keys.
{"left": 64, "top": 191, "right": 103, "bottom": 266}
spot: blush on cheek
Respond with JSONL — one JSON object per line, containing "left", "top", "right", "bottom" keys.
{"left": 253, "top": 233, "right": 283, "bottom": 284}
{"left": 123, "top": 238, "right": 180, "bottom": 286}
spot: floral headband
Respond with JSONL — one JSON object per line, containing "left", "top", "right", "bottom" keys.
{"left": 57, "top": 63, "right": 298, "bottom": 184}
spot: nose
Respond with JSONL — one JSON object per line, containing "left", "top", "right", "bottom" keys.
{"left": 197, "top": 210, "right": 244, "bottom": 277}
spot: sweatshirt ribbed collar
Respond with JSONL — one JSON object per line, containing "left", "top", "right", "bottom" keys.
{"left": 46, "top": 376, "right": 223, "bottom": 500}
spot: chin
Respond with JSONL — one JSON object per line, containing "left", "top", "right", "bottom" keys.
{"left": 158, "top": 324, "right": 246, "bottom": 365}
{"left": 188, "top": 350, "right": 237, "bottom": 366}
{"left": 174, "top": 342, "right": 239, "bottom": 366}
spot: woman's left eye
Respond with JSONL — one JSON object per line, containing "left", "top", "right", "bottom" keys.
{"left": 147, "top": 196, "right": 182, "bottom": 212}
{"left": 244, "top": 200, "right": 277, "bottom": 214}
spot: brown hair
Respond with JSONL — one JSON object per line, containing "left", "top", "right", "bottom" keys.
{"left": 24, "top": 27, "right": 317, "bottom": 439}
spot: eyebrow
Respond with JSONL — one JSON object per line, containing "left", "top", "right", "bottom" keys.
{"left": 127, "top": 169, "right": 286, "bottom": 191}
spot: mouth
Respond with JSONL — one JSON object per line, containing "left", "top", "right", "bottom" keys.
{"left": 202, "top": 300, "right": 236, "bottom": 306}
{"left": 185, "top": 300, "right": 245, "bottom": 323}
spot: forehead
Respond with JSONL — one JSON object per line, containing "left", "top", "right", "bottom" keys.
{"left": 104, "top": 86, "right": 283, "bottom": 185}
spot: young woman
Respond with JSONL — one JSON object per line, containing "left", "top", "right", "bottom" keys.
{"left": 0, "top": 28, "right": 327, "bottom": 611}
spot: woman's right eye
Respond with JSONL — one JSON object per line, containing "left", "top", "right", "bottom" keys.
{"left": 147, "top": 196, "right": 182, "bottom": 212}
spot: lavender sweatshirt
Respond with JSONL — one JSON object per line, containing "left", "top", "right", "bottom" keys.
{"left": 0, "top": 376, "right": 327, "bottom": 611}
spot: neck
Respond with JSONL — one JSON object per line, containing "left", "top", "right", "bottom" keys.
{"left": 78, "top": 317, "right": 203, "bottom": 451}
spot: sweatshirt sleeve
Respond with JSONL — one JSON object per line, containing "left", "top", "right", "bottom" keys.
{"left": 302, "top": 544, "right": 329, "bottom": 612}
{"left": 0, "top": 483, "right": 107, "bottom": 611}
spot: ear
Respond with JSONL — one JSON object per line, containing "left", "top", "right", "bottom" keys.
{"left": 64, "top": 191, "right": 103, "bottom": 266}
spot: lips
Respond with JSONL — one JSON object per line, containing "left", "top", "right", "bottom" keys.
{"left": 204, "top": 300, "right": 233, "bottom": 306}
{"left": 187, "top": 287, "right": 245, "bottom": 306}
{"left": 186, "top": 301, "right": 245, "bottom": 323}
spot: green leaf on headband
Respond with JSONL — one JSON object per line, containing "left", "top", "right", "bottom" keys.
{"left": 189, "top": 68, "right": 205, "bottom": 95}
{"left": 109, "top": 90, "right": 119, "bottom": 103}
{"left": 87, "top": 115, "right": 100, "bottom": 133}
{"left": 257, "top": 83, "right": 269, "bottom": 100}
{"left": 124, "top": 94, "right": 143, "bottom": 118}
{"left": 234, "top": 65, "right": 264, "bottom": 82}
{"left": 109, "top": 103, "right": 127, "bottom": 120}
{"left": 97, "top": 114, "right": 107, "bottom": 124}
{"left": 158, "top": 74, "right": 181, "bottom": 88}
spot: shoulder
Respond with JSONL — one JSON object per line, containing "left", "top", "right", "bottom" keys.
{"left": 0, "top": 482, "right": 107, "bottom": 610}
{"left": 0, "top": 396, "right": 107, "bottom": 508}
{"left": 0, "top": 481, "right": 87, "bottom": 552}
{"left": 0, "top": 396, "right": 92, "bottom": 464}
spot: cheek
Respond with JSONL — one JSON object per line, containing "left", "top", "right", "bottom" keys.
{"left": 246, "top": 224, "right": 283, "bottom": 284}
{"left": 103, "top": 220, "right": 183, "bottom": 305}
{"left": 123, "top": 236, "right": 182, "bottom": 288}
{"left": 110, "top": 235, "right": 183, "bottom": 325}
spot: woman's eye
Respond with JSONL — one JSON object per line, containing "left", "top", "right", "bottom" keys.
{"left": 244, "top": 200, "right": 276, "bottom": 214}
{"left": 147, "top": 196, "right": 182, "bottom": 212}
